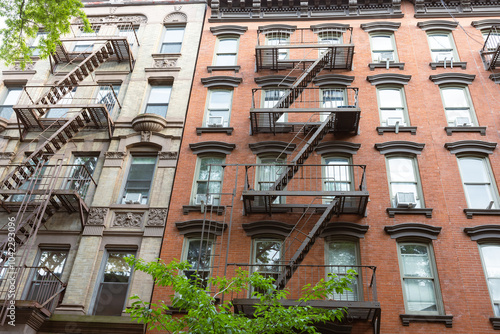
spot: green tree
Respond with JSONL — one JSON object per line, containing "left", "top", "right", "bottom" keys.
{"left": 0, "top": 0, "right": 90, "bottom": 69}
{"left": 126, "top": 257, "right": 356, "bottom": 333}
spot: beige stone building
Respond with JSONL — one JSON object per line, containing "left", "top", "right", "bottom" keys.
{"left": 0, "top": 0, "right": 205, "bottom": 332}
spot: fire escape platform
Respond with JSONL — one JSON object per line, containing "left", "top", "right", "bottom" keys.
{"left": 256, "top": 45, "right": 354, "bottom": 71}
{"left": 53, "top": 38, "right": 133, "bottom": 66}
{"left": 0, "top": 190, "right": 90, "bottom": 214}
{"left": 250, "top": 107, "right": 360, "bottom": 134}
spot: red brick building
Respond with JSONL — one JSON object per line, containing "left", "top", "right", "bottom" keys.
{"left": 155, "top": 1, "right": 500, "bottom": 333}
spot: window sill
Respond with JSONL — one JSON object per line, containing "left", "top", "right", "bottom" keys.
{"left": 109, "top": 204, "right": 150, "bottom": 209}
{"left": 151, "top": 53, "right": 181, "bottom": 57}
{"left": 377, "top": 126, "right": 417, "bottom": 135}
{"left": 464, "top": 209, "right": 500, "bottom": 219}
{"left": 369, "top": 62, "right": 405, "bottom": 70}
{"left": 387, "top": 208, "right": 433, "bottom": 218}
{"left": 183, "top": 205, "right": 225, "bottom": 215}
{"left": 445, "top": 126, "right": 486, "bottom": 136}
{"left": 430, "top": 61, "right": 467, "bottom": 70}
{"left": 490, "top": 317, "right": 500, "bottom": 330}
{"left": 196, "top": 127, "right": 233, "bottom": 135}
{"left": 207, "top": 65, "right": 240, "bottom": 73}
{"left": 400, "top": 314, "right": 453, "bottom": 328}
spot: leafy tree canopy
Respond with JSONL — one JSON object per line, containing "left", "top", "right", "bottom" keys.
{"left": 126, "top": 257, "right": 356, "bottom": 334}
{"left": 0, "top": 0, "right": 90, "bottom": 69}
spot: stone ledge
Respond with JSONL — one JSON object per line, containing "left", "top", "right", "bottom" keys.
{"left": 464, "top": 209, "right": 500, "bottom": 219}
{"left": 490, "top": 317, "right": 500, "bottom": 330}
{"left": 400, "top": 314, "right": 453, "bottom": 328}
{"left": 430, "top": 61, "right": 467, "bottom": 70}
{"left": 445, "top": 126, "right": 486, "bottom": 136}
{"left": 369, "top": 62, "right": 405, "bottom": 70}
{"left": 387, "top": 208, "right": 433, "bottom": 218}
{"left": 207, "top": 65, "right": 241, "bottom": 73}
{"left": 377, "top": 126, "right": 417, "bottom": 135}
{"left": 196, "top": 127, "right": 234, "bottom": 135}
{"left": 183, "top": 205, "right": 225, "bottom": 215}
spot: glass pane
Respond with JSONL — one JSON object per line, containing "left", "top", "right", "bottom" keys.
{"left": 372, "top": 35, "right": 393, "bottom": 51}
{"left": 161, "top": 43, "right": 181, "bottom": 53}
{"left": 328, "top": 241, "right": 357, "bottom": 267}
{"left": 379, "top": 89, "right": 403, "bottom": 108}
{"left": 148, "top": 86, "right": 171, "bottom": 104}
{"left": 482, "top": 246, "right": 500, "bottom": 278}
{"left": 36, "top": 250, "right": 68, "bottom": 279}
{"left": 164, "top": 28, "right": 184, "bottom": 43}
{"left": 124, "top": 157, "right": 156, "bottom": 199}
{"left": 263, "top": 90, "right": 284, "bottom": 108}
{"left": 404, "top": 278, "right": 438, "bottom": 312}
{"left": 441, "top": 88, "right": 468, "bottom": 108}
{"left": 254, "top": 240, "right": 281, "bottom": 272}
{"left": 3, "top": 88, "right": 22, "bottom": 106}
{"left": 199, "top": 157, "right": 223, "bottom": 181}
{"left": 186, "top": 240, "right": 213, "bottom": 270}
{"left": 93, "top": 282, "right": 129, "bottom": 316}
{"left": 67, "top": 156, "right": 98, "bottom": 194}
{"left": 103, "top": 252, "right": 134, "bottom": 283}
{"left": 218, "top": 39, "right": 238, "bottom": 53}
{"left": 380, "top": 108, "right": 405, "bottom": 126}
{"left": 465, "top": 184, "right": 494, "bottom": 209}
{"left": 458, "top": 158, "right": 489, "bottom": 183}
{"left": 388, "top": 158, "right": 416, "bottom": 182}
{"left": 215, "top": 54, "right": 236, "bottom": 66}
{"left": 428, "top": 34, "right": 452, "bottom": 50}
{"left": 322, "top": 89, "right": 345, "bottom": 108}
{"left": 209, "top": 91, "right": 232, "bottom": 109}
{"left": 400, "top": 244, "right": 432, "bottom": 277}
{"left": 145, "top": 104, "right": 168, "bottom": 117}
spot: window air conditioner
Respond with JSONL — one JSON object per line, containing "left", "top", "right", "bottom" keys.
{"left": 195, "top": 194, "right": 213, "bottom": 205}
{"left": 454, "top": 117, "right": 472, "bottom": 127}
{"left": 124, "top": 193, "right": 142, "bottom": 204}
{"left": 387, "top": 117, "right": 405, "bottom": 127}
{"left": 395, "top": 192, "right": 416, "bottom": 208}
{"left": 378, "top": 52, "right": 394, "bottom": 62}
{"left": 207, "top": 116, "right": 224, "bottom": 128}
{"left": 435, "top": 53, "right": 453, "bottom": 62}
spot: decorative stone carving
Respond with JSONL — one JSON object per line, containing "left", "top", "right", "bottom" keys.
{"left": 0, "top": 152, "right": 15, "bottom": 161}
{"left": 132, "top": 114, "right": 167, "bottom": 132}
{"left": 141, "top": 131, "right": 151, "bottom": 142}
{"left": 159, "top": 151, "right": 178, "bottom": 160}
{"left": 77, "top": 15, "right": 147, "bottom": 24}
{"left": 147, "top": 209, "right": 168, "bottom": 226}
{"left": 87, "top": 207, "right": 109, "bottom": 225}
{"left": 11, "top": 62, "right": 35, "bottom": 71}
{"left": 104, "top": 151, "right": 127, "bottom": 159}
{"left": 113, "top": 212, "right": 143, "bottom": 228}
{"left": 164, "top": 12, "right": 187, "bottom": 24}
{"left": 153, "top": 58, "right": 178, "bottom": 68}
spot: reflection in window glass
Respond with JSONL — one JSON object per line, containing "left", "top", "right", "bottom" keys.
{"left": 195, "top": 157, "right": 223, "bottom": 205}
{"left": 161, "top": 27, "right": 185, "bottom": 53}
{"left": 215, "top": 38, "right": 238, "bottom": 66}
{"left": 480, "top": 245, "right": 500, "bottom": 316}
{"left": 145, "top": 86, "right": 171, "bottom": 117}
{"left": 327, "top": 241, "right": 358, "bottom": 301}
{"left": 458, "top": 157, "right": 498, "bottom": 209}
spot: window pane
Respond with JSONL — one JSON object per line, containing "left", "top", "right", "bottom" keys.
{"left": 161, "top": 43, "right": 181, "bottom": 53}
{"left": 388, "top": 158, "right": 416, "bottom": 182}
{"left": 209, "top": 91, "right": 231, "bottom": 109}
{"left": 442, "top": 88, "right": 468, "bottom": 108}
{"left": 218, "top": 39, "right": 237, "bottom": 53}
{"left": 103, "top": 252, "right": 134, "bottom": 283}
{"left": 482, "top": 246, "right": 500, "bottom": 278}
{"left": 322, "top": 89, "right": 345, "bottom": 108}
{"left": 328, "top": 241, "right": 356, "bottom": 266}
{"left": 379, "top": 89, "right": 403, "bottom": 108}
{"left": 458, "top": 158, "right": 489, "bottom": 183}
{"left": 429, "top": 35, "right": 452, "bottom": 50}
{"left": 36, "top": 250, "right": 68, "bottom": 279}
{"left": 400, "top": 244, "right": 432, "bottom": 277}
{"left": 254, "top": 240, "right": 281, "bottom": 272}
{"left": 186, "top": 240, "right": 213, "bottom": 270}
{"left": 404, "top": 279, "right": 438, "bottom": 312}
{"left": 164, "top": 28, "right": 184, "bottom": 43}
{"left": 215, "top": 55, "right": 236, "bottom": 66}
{"left": 465, "top": 184, "right": 494, "bottom": 208}
{"left": 3, "top": 89, "right": 22, "bottom": 105}
{"left": 149, "top": 86, "right": 171, "bottom": 104}
{"left": 372, "top": 35, "right": 393, "bottom": 51}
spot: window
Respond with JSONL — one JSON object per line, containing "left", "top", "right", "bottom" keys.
{"left": 160, "top": 27, "right": 185, "bottom": 53}
{"left": 252, "top": 239, "right": 282, "bottom": 293}
{"left": 96, "top": 85, "right": 120, "bottom": 115}
{"left": 214, "top": 37, "right": 239, "bottom": 66}
{"left": 92, "top": 250, "right": 135, "bottom": 316}
{"left": 261, "top": 89, "right": 286, "bottom": 123}
{"left": 182, "top": 238, "right": 213, "bottom": 288}
{"left": 398, "top": 242, "right": 442, "bottom": 314}
{"left": 205, "top": 90, "right": 232, "bottom": 127}
{"left": 118, "top": 25, "right": 137, "bottom": 47}
{"left": 318, "top": 31, "right": 342, "bottom": 55}
{"left": 0, "top": 87, "right": 22, "bottom": 119}
{"left": 26, "top": 249, "right": 68, "bottom": 307}
{"left": 440, "top": 87, "right": 476, "bottom": 127}
{"left": 66, "top": 156, "right": 98, "bottom": 197}
{"left": 144, "top": 86, "right": 171, "bottom": 117}
{"left": 30, "top": 32, "right": 47, "bottom": 56}
{"left": 326, "top": 240, "right": 359, "bottom": 301}
{"left": 257, "top": 156, "right": 285, "bottom": 204}
{"left": 73, "top": 26, "right": 99, "bottom": 53}
{"left": 193, "top": 156, "right": 224, "bottom": 206}
{"left": 323, "top": 156, "right": 352, "bottom": 192}
{"left": 479, "top": 244, "right": 500, "bottom": 316}
{"left": 458, "top": 156, "right": 499, "bottom": 209}
{"left": 321, "top": 88, "right": 346, "bottom": 121}
{"left": 386, "top": 156, "right": 424, "bottom": 208}
{"left": 370, "top": 33, "right": 397, "bottom": 63}
{"left": 121, "top": 156, "right": 156, "bottom": 204}
{"left": 11, "top": 160, "right": 48, "bottom": 202}
{"left": 427, "top": 32, "right": 458, "bottom": 62}
{"left": 377, "top": 87, "right": 409, "bottom": 127}
{"left": 482, "top": 30, "right": 500, "bottom": 51}
{"left": 45, "top": 87, "right": 76, "bottom": 118}
{"left": 266, "top": 32, "right": 290, "bottom": 60}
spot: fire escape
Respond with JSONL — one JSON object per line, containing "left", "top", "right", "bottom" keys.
{"left": 234, "top": 26, "right": 379, "bottom": 334}
{"left": 480, "top": 25, "right": 500, "bottom": 70}
{"left": 0, "top": 22, "right": 136, "bottom": 325}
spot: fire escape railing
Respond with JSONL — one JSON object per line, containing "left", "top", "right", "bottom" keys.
{"left": 480, "top": 25, "right": 500, "bottom": 70}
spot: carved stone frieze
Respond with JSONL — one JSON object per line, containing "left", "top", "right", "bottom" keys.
{"left": 164, "top": 12, "right": 187, "bottom": 24}
{"left": 153, "top": 58, "right": 178, "bottom": 68}
{"left": 77, "top": 15, "right": 147, "bottom": 25}
{"left": 159, "top": 151, "right": 178, "bottom": 160}
{"left": 87, "top": 207, "right": 109, "bottom": 226}
{"left": 0, "top": 152, "right": 15, "bottom": 161}
{"left": 104, "top": 151, "right": 127, "bottom": 159}
{"left": 141, "top": 131, "right": 151, "bottom": 142}
{"left": 147, "top": 209, "right": 168, "bottom": 226}
{"left": 113, "top": 212, "right": 143, "bottom": 228}
{"left": 11, "top": 62, "right": 35, "bottom": 71}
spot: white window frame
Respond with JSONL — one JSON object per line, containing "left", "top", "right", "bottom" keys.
{"left": 386, "top": 155, "right": 424, "bottom": 208}
{"left": 66, "top": 155, "right": 98, "bottom": 197}
{"left": 376, "top": 86, "right": 409, "bottom": 127}
{"left": 0, "top": 87, "right": 22, "bottom": 120}
{"left": 320, "top": 87, "right": 347, "bottom": 121}
{"left": 397, "top": 242, "right": 443, "bottom": 315}
{"left": 427, "top": 31, "right": 459, "bottom": 62}
{"left": 160, "top": 26, "right": 185, "bottom": 54}
{"left": 457, "top": 156, "right": 500, "bottom": 209}
{"left": 261, "top": 89, "right": 287, "bottom": 123}
{"left": 322, "top": 155, "right": 353, "bottom": 193}
{"left": 30, "top": 31, "right": 48, "bottom": 56}
{"left": 181, "top": 237, "right": 214, "bottom": 287}
{"left": 204, "top": 89, "right": 233, "bottom": 127}
{"left": 439, "top": 86, "right": 477, "bottom": 127}
{"left": 214, "top": 36, "right": 239, "bottom": 66}
{"left": 120, "top": 155, "right": 157, "bottom": 204}
{"left": 479, "top": 243, "right": 500, "bottom": 316}
{"left": 370, "top": 33, "right": 398, "bottom": 63}
{"left": 96, "top": 84, "right": 120, "bottom": 115}
{"left": 191, "top": 156, "right": 225, "bottom": 206}
{"left": 325, "top": 239, "right": 361, "bottom": 301}
{"left": 256, "top": 155, "right": 286, "bottom": 205}
{"left": 144, "top": 85, "right": 172, "bottom": 117}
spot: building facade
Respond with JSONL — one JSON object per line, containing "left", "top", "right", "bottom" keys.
{"left": 154, "top": 0, "right": 500, "bottom": 333}
{"left": 0, "top": 0, "right": 205, "bottom": 333}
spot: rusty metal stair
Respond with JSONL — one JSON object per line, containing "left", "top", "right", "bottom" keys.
{"left": 274, "top": 199, "right": 339, "bottom": 290}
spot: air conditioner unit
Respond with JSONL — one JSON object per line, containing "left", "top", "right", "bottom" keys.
{"left": 455, "top": 117, "right": 472, "bottom": 127}
{"left": 378, "top": 52, "right": 394, "bottom": 62}
{"left": 395, "top": 192, "right": 416, "bottom": 208}
{"left": 387, "top": 117, "right": 405, "bottom": 127}
{"left": 124, "top": 193, "right": 142, "bottom": 204}
{"left": 195, "top": 194, "right": 213, "bottom": 205}
{"left": 207, "top": 116, "right": 224, "bottom": 128}
{"left": 435, "top": 53, "right": 453, "bottom": 62}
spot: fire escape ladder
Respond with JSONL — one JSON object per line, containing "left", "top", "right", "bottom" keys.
{"left": 270, "top": 49, "right": 332, "bottom": 134}
{"left": 274, "top": 199, "right": 339, "bottom": 290}
{"left": 35, "top": 41, "right": 115, "bottom": 117}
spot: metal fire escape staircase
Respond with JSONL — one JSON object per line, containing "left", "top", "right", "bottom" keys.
{"left": 0, "top": 39, "right": 119, "bottom": 254}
